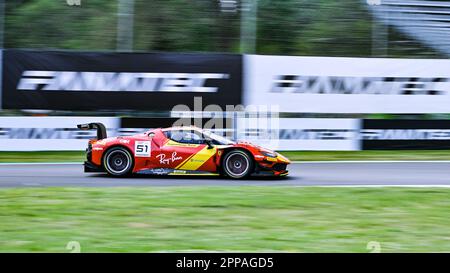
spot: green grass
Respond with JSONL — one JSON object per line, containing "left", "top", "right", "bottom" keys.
{"left": 1, "top": 186, "right": 450, "bottom": 252}
{"left": 1, "top": 150, "right": 450, "bottom": 163}
{"left": 0, "top": 151, "right": 84, "bottom": 163}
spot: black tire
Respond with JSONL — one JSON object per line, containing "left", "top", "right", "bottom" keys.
{"left": 103, "top": 147, "right": 133, "bottom": 177}
{"left": 222, "top": 150, "right": 254, "bottom": 179}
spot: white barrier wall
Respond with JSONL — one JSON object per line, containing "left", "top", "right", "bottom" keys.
{"left": 237, "top": 118, "right": 361, "bottom": 151}
{"left": 0, "top": 117, "right": 119, "bottom": 151}
{"left": 0, "top": 116, "right": 361, "bottom": 151}
{"left": 244, "top": 55, "right": 450, "bottom": 113}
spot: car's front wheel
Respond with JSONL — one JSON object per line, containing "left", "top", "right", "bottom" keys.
{"left": 222, "top": 150, "right": 253, "bottom": 179}
{"left": 103, "top": 147, "right": 133, "bottom": 177}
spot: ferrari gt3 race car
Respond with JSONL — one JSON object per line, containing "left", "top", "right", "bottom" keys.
{"left": 77, "top": 123, "right": 290, "bottom": 179}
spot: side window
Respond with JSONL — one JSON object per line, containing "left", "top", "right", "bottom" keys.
{"left": 166, "top": 130, "right": 204, "bottom": 144}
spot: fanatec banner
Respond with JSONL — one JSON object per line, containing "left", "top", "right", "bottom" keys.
{"left": 0, "top": 116, "right": 233, "bottom": 151}
{"left": 0, "top": 117, "right": 120, "bottom": 151}
{"left": 362, "top": 119, "right": 450, "bottom": 150}
{"left": 2, "top": 50, "right": 242, "bottom": 111}
{"left": 237, "top": 118, "right": 361, "bottom": 151}
{"left": 244, "top": 55, "right": 450, "bottom": 113}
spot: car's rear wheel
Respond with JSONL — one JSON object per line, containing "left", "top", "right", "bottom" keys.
{"left": 223, "top": 150, "right": 253, "bottom": 179}
{"left": 103, "top": 147, "right": 133, "bottom": 177}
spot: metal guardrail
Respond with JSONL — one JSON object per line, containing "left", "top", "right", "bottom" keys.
{"left": 367, "top": 0, "right": 450, "bottom": 56}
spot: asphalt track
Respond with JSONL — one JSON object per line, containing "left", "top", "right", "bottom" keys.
{"left": 0, "top": 162, "right": 449, "bottom": 188}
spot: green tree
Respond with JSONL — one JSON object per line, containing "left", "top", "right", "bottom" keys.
{"left": 4, "top": 0, "right": 443, "bottom": 57}
{"left": 6, "top": 0, "right": 117, "bottom": 50}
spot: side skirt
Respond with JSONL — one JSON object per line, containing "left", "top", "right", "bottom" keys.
{"left": 136, "top": 168, "right": 220, "bottom": 176}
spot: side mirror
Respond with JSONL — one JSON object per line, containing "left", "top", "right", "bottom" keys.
{"left": 205, "top": 139, "right": 214, "bottom": 149}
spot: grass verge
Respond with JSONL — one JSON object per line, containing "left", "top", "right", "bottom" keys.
{"left": 1, "top": 150, "right": 450, "bottom": 163}
{"left": 0, "top": 186, "right": 449, "bottom": 252}
{"left": 0, "top": 151, "right": 84, "bottom": 163}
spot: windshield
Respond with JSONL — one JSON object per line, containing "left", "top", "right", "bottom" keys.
{"left": 202, "top": 130, "right": 235, "bottom": 145}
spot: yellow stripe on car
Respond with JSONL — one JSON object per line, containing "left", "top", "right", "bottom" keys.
{"left": 177, "top": 146, "right": 217, "bottom": 170}
{"left": 168, "top": 172, "right": 220, "bottom": 176}
{"left": 276, "top": 154, "right": 290, "bottom": 163}
{"left": 165, "top": 140, "right": 200, "bottom": 148}
{"left": 175, "top": 153, "right": 196, "bottom": 169}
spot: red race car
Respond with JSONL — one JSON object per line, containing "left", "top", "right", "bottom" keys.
{"left": 77, "top": 123, "right": 290, "bottom": 179}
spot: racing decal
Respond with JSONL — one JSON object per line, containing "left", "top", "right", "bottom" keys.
{"left": 136, "top": 168, "right": 171, "bottom": 175}
{"left": 136, "top": 168, "right": 219, "bottom": 176}
{"left": 156, "top": 152, "right": 183, "bottom": 165}
{"left": 134, "top": 141, "right": 151, "bottom": 157}
{"left": 164, "top": 140, "right": 200, "bottom": 148}
{"left": 173, "top": 152, "right": 197, "bottom": 169}
{"left": 175, "top": 146, "right": 216, "bottom": 171}
{"left": 96, "top": 140, "right": 107, "bottom": 145}
{"left": 168, "top": 170, "right": 220, "bottom": 176}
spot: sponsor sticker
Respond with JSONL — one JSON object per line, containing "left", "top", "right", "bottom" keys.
{"left": 135, "top": 141, "right": 151, "bottom": 157}
{"left": 156, "top": 152, "right": 183, "bottom": 164}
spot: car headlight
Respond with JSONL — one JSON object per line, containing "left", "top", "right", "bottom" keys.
{"left": 261, "top": 151, "right": 277, "bottom": 158}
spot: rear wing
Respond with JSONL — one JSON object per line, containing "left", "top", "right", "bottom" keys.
{"left": 77, "top": 122, "right": 107, "bottom": 140}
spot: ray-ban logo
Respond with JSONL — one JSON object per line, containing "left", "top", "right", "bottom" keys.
{"left": 67, "top": 0, "right": 81, "bottom": 6}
